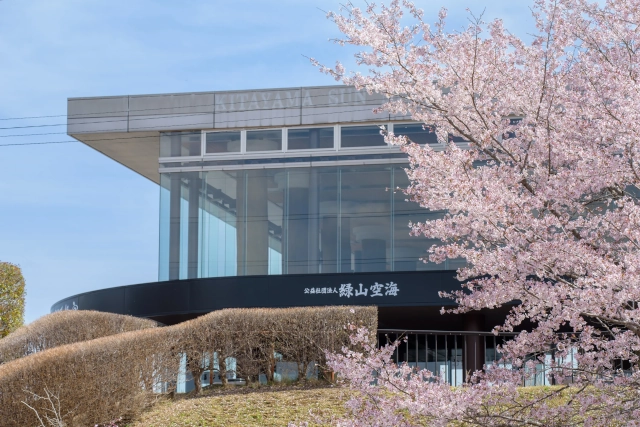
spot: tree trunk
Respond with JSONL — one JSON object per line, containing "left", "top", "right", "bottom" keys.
{"left": 192, "top": 369, "right": 203, "bottom": 395}
{"left": 221, "top": 358, "right": 228, "bottom": 386}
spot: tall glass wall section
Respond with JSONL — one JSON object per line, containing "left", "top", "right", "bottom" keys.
{"left": 159, "top": 164, "right": 463, "bottom": 281}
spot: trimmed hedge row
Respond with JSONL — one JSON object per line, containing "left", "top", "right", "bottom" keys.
{"left": 0, "top": 306, "right": 376, "bottom": 427}
{"left": 0, "top": 310, "right": 158, "bottom": 364}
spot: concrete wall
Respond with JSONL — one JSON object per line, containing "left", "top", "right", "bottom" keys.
{"left": 67, "top": 85, "right": 405, "bottom": 135}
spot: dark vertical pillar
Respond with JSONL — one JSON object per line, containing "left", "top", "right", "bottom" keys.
{"left": 340, "top": 218, "right": 352, "bottom": 273}
{"left": 168, "top": 133, "right": 184, "bottom": 281}
{"left": 187, "top": 173, "right": 200, "bottom": 279}
{"left": 169, "top": 173, "right": 182, "bottom": 280}
{"left": 287, "top": 187, "right": 310, "bottom": 274}
{"left": 353, "top": 249, "right": 362, "bottom": 272}
{"left": 320, "top": 217, "right": 337, "bottom": 273}
{"left": 244, "top": 170, "right": 269, "bottom": 275}
{"left": 308, "top": 169, "right": 319, "bottom": 274}
{"left": 308, "top": 131, "right": 320, "bottom": 273}
{"left": 236, "top": 173, "right": 247, "bottom": 276}
{"left": 464, "top": 312, "right": 485, "bottom": 379}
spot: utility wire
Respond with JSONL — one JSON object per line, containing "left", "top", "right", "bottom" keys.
{"left": 0, "top": 141, "right": 75, "bottom": 147}
{"left": 0, "top": 114, "right": 67, "bottom": 121}
{"left": 0, "top": 106, "right": 420, "bottom": 147}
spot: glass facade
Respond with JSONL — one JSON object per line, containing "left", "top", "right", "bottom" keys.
{"left": 340, "top": 125, "right": 386, "bottom": 148}
{"left": 159, "top": 164, "right": 462, "bottom": 280}
{"left": 160, "top": 131, "right": 201, "bottom": 157}
{"left": 287, "top": 127, "right": 334, "bottom": 150}
{"left": 246, "top": 129, "right": 282, "bottom": 152}
{"left": 205, "top": 131, "right": 241, "bottom": 154}
{"left": 394, "top": 123, "right": 438, "bottom": 145}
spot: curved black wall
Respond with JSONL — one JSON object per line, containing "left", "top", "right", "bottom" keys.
{"left": 52, "top": 270, "right": 463, "bottom": 325}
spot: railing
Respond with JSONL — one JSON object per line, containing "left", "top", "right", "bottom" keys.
{"left": 377, "top": 329, "right": 575, "bottom": 387}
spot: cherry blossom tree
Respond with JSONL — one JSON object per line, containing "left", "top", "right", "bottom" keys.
{"left": 311, "top": 0, "right": 640, "bottom": 424}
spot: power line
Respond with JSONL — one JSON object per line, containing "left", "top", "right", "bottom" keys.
{"left": 0, "top": 141, "right": 75, "bottom": 147}
{"left": 0, "top": 114, "right": 67, "bottom": 121}
{"left": 0, "top": 106, "right": 418, "bottom": 145}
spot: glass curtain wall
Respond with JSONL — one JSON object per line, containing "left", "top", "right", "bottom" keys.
{"left": 159, "top": 165, "right": 455, "bottom": 281}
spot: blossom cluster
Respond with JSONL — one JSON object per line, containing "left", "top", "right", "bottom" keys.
{"left": 311, "top": 0, "right": 640, "bottom": 424}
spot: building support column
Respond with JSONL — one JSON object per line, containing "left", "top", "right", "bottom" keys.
{"left": 308, "top": 169, "right": 319, "bottom": 274}
{"left": 187, "top": 173, "right": 200, "bottom": 279}
{"left": 287, "top": 187, "right": 309, "bottom": 274}
{"left": 237, "top": 170, "right": 269, "bottom": 276}
{"left": 168, "top": 173, "right": 182, "bottom": 280}
{"left": 464, "top": 312, "right": 485, "bottom": 379}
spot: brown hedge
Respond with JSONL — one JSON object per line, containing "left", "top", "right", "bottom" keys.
{"left": 0, "top": 305, "right": 377, "bottom": 427}
{"left": 0, "top": 310, "right": 158, "bottom": 364}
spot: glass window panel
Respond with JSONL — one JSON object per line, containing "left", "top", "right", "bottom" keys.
{"left": 449, "top": 336, "right": 464, "bottom": 386}
{"left": 157, "top": 171, "right": 201, "bottom": 281}
{"left": 485, "top": 335, "right": 497, "bottom": 365}
{"left": 159, "top": 174, "right": 171, "bottom": 281}
{"left": 448, "top": 134, "right": 470, "bottom": 143}
{"left": 160, "top": 131, "right": 201, "bottom": 157}
{"left": 418, "top": 334, "right": 427, "bottom": 363}
{"left": 495, "top": 336, "right": 507, "bottom": 363}
{"left": 206, "top": 131, "right": 241, "bottom": 154}
{"left": 235, "top": 169, "right": 284, "bottom": 275}
{"left": 340, "top": 165, "right": 391, "bottom": 272}
{"left": 162, "top": 164, "right": 474, "bottom": 279}
{"left": 266, "top": 171, "right": 284, "bottom": 275}
{"left": 340, "top": 125, "right": 386, "bottom": 148}
{"left": 393, "top": 167, "right": 444, "bottom": 271}
{"left": 389, "top": 334, "right": 399, "bottom": 363}
{"left": 288, "top": 127, "right": 334, "bottom": 150}
{"left": 246, "top": 129, "right": 282, "bottom": 152}
{"left": 199, "top": 170, "right": 239, "bottom": 278}
{"left": 318, "top": 168, "right": 339, "bottom": 274}
{"left": 427, "top": 335, "right": 436, "bottom": 362}
{"left": 179, "top": 193, "right": 189, "bottom": 280}
{"left": 436, "top": 335, "right": 447, "bottom": 382}
{"left": 407, "top": 334, "right": 417, "bottom": 363}
{"left": 282, "top": 168, "right": 337, "bottom": 274}
{"left": 398, "top": 336, "right": 408, "bottom": 363}
{"left": 394, "top": 123, "right": 438, "bottom": 144}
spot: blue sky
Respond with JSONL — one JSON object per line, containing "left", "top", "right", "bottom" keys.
{"left": 0, "top": 0, "right": 535, "bottom": 323}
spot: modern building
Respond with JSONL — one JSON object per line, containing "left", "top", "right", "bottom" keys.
{"left": 52, "top": 85, "right": 520, "bottom": 383}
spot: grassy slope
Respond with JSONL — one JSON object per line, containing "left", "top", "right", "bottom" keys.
{"left": 130, "top": 385, "right": 348, "bottom": 427}
{"left": 130, "top": 384, "right": 587, "bottom": 427}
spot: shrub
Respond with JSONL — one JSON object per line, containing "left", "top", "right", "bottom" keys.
{"left": 0, "top": 310, "right": 158, "bottom": 364}
{"left": 0, "top": 305, "right": 377, "bottom": 427}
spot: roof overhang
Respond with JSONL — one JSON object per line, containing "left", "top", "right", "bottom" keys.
{"left": 67, "top": 85, "right": 398, "bottom": 184}
{"left": 70, "top": 131, "right": 161, "bottom": 183}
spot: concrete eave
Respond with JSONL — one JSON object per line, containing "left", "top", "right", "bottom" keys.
{"left": 67, "top": 85, "right": 403, "bottom": 182}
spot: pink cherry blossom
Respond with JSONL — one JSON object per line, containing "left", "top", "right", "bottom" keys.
{"left": 310, "top": 0, "right": 640, "bottom": 424}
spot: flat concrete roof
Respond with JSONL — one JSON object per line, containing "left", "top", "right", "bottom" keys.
{"left": 67, "top": 85, "right": 407, "bottom": 183}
